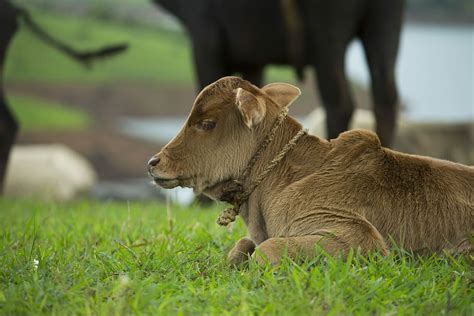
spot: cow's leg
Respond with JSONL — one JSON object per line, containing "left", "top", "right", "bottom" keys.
{"left": 252, "top": 214, "right": 388, "bottom": 265}
{"left": 0, "top": 100, "right": 18, "bottom": 193}
{"left": 240, "top": 67, "right": 264, "bottom": 87}
{"left": 227, "top": 237, "right": 256, "bottom": 265}
{"left": 189, "top": 26, "right": 228, "bottom": 90}
{"left": 313, "top": 47, "right": 355, "bottom": 140}
{"left": 298, "top": 0, "right": 358, "bottom": 140}
{"left": 0, "top": 2, "right": 19, "bottom": 194}
{"left": 360, "top": 1, "right": 404, "bottom": 147}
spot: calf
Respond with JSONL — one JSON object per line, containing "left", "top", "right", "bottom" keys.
{"left": 148, "top": 77, "right": 473, "bottom": 265}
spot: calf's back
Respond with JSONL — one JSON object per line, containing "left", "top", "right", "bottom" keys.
{"left": 266, "top": 130, "right": 473, "bottom": 252}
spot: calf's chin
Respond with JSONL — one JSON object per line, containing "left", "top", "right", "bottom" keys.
{"left": 153, "top": 178, "right": 180, "bottom": 189}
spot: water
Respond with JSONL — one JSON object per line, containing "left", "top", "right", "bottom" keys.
{"left": 119, "top": 117, "right": 185, "bottom": 144}
{"left": 346, "top": 23, "right": 474, "bottom": 122}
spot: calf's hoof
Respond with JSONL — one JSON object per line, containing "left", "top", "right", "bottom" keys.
{"left": 227, "top": 237, "right": 256, "bottom": 265}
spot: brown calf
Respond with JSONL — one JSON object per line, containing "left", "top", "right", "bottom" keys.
{"left": 148, "top": 77, "right": 473, "bottom": 265}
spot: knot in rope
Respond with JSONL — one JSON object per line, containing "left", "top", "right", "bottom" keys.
{"left": 217, "top": 109, "right": 307, "bottom": 226}
{"left": 216, "top": 207, "right": 239, "bottom": 226}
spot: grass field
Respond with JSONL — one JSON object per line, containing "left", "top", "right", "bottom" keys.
{"left": 5, "top": 9, "right": 295, "bottom": 85}
{"left": 4, "top": 7, "right": 294, "bottom": 131}
{"left": 7, "top": 94, "right": 91, "bottom": 131}
{"left": 0, "top": 199, "right": 472, "bottom": 315}
{"left": 5, "top": 10, "right": 193, "bottom": 84}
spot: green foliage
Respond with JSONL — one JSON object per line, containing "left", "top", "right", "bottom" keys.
{"left": 0, "top": 199, "right": 471, "bottom": 314}
{"left": 7, "top": 94, "right": 91, "bottom": 131}
{"left": 407, "top": 0, "right": 474, "bottom": 21}
{"left": 408, "top": 0, "right": 474, "bottom": 12}
{"left": 5, "top": 10, "right": 295, "bottom": 85}
{"left": 5, "top": 10, "right": 194, "bottom": 84}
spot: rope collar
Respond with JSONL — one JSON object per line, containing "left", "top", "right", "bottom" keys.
{"left": 217, "top": 110, "right": 308, "bottom": 226}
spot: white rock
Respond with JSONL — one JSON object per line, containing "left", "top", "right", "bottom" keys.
{"left": 4, "top": 144, "right": 97, "bottom": 201}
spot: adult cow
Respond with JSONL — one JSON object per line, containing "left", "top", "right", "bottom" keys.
{"left": 153, "top": 0, "right": 404, "bottom": 147}
{"left": 0, "top": 0, "right": 127, "bottom": 193}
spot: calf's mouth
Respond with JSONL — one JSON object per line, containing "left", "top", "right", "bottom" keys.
{"left": 152, "top": 177, "right": 180, "bottom": 189}
{"left": 152, "top": 172, "right": 234, "bottom": 198}
{"left": 151, "top": 175, "right": 194, "bottom": 189}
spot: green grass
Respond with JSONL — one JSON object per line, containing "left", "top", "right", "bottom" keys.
{"left": 7, "top": 94, "right": 91, "bottom": 131}
{"left": 0, "top": 199, "right": 471, "bottom": 315}
{"left": 5, "top": 10, "right": 193, "bottom": 84}
{"left": 5, "top": 9, "right": 295, "bottom": 85}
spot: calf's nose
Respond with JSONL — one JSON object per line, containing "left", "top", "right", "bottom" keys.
{"left": 148, "top": 156, "right": 160, "bottom": 167}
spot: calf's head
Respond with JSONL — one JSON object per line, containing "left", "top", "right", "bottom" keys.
{"left": 148, "top": 76, "right": 300, "bottom": 193}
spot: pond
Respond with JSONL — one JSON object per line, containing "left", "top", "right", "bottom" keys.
{"left": 347, "top": 22, "right": 473, "bottom": 122}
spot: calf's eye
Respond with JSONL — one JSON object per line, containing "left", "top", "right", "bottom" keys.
{"left": 197, "top": 119, "right": 216, "bottom": 131}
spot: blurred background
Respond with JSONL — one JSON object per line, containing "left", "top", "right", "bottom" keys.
{"left": 2, "top": 0, "right": 473, "bottom": 203}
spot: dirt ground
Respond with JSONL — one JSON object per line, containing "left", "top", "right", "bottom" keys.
{"left": 16, "top": 129, "right": 158, "bottom": 180}
{"left": 7, "top": 80, "right": 372, "bottom": 180}
{"left": 7, "top": 82, "right": 202, "bottom": 180}
{"left": 7, "top": 79, "right": 371, "bottom": 120}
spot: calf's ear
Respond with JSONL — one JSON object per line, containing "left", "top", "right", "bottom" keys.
{"left": 262, "top": 83, "right": 301, "bottom": 108}
{"left": 235, "top": 87, "right": 266, "bottom": 129}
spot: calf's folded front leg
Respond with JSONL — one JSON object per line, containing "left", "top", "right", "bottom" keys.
{"left": 253, "top": 223, "right": 388, "bottom": 265}
{"left": 227, "top": 237, "right": 256, "bottom": 265}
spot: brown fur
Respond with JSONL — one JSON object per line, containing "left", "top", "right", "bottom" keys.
{"left": 149, "top": 77, "right": 474, "bottom": 265}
